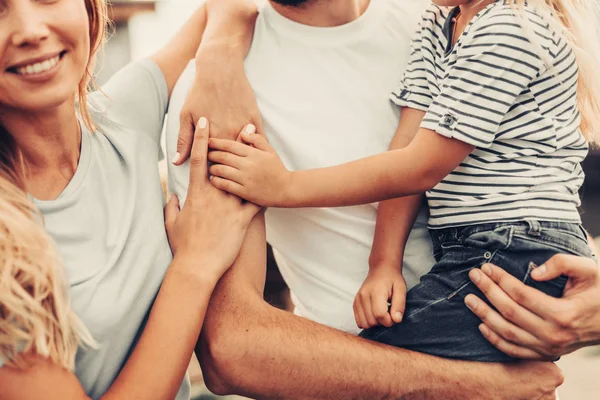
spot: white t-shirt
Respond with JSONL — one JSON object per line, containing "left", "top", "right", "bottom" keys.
{"left": 167, "top": 0, "right": 435, "bottom": 334}
{"left": 1, "top": 61, "right": 190, "bottom": 399}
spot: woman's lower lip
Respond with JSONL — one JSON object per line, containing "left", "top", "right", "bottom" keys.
{"left": 10, "top": 55, "right": 64, "bottom": 84}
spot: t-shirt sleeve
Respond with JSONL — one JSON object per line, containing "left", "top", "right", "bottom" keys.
{"left": 87, "top": 59, "right": 169, "bottom": 147}
{"left": 390, "top": 21, "right": 433, "bottom": 112}
{"left": 421, "top": 12, "right": 546, "bottom": 148}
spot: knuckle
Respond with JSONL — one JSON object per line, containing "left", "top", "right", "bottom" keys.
{"left": 502, "top": 327, "right": 518, "bottom": 342}
{"left": 500, "top": 305, "right": 517, "bottom": 321}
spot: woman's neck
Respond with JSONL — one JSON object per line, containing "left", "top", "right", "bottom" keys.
{"left": 0, "top": 101, "right": 82, "bottom": 199}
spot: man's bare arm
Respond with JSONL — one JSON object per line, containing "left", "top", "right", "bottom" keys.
{"left": 197, "top": 215, "right": 563, "bottom": 400}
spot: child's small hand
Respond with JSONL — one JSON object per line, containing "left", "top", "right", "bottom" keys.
{"left": 208, "top": 126, "right": 292, "bottom": 207}
{"left": 353, "top": 266, "right": 406, "bottom": 329}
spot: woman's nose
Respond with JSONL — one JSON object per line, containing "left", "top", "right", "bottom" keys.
{"left": 9, "top": 6, "right": 51, "bottom": 47}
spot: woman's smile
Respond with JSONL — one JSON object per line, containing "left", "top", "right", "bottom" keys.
{"left": 6, "top": 51, "right": 66, "bottom": 83}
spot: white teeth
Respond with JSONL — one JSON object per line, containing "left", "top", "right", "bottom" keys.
{"left": 15, "top": 55, "right": 60, "bottom": 76}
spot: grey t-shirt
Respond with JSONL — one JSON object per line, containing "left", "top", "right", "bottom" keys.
{"left": 1, "top": 60, "right": 190, "bottom": 399}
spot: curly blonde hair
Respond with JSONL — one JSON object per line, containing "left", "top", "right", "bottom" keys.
{"left": 0, "top": 0, "right": 110, "bottom": 369}
{"left": 0, "top": 177, "right": 94, "bottom": 369}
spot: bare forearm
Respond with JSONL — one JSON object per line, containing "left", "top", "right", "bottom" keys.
{"left": 201, "top": 291, "right": 503, "bottom": 400}
{"left": 102, "top": 259, "right": 216, "bottom": 400}
{"left": 370, "top": 195, "right": 424, "bottom": 270}
{"left": 282, "top": 129, "right": 472, "bottom": 208}
{"left": 152, "top": 0, "right": 257, "bottom": 95}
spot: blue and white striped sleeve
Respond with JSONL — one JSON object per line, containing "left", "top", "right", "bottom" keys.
{"left": 421, "top": 13, "right": 546, "bottom": 148}
{"left": 390, "top": 20, "right": 434, "bottom": 112}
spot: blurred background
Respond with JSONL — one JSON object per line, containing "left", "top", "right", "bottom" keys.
{"left": 103, "top": 1, "right": 600, "bottom": 398}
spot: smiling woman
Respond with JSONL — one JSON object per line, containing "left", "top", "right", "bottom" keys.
{"left": 0, "top": 0, "right": 260, "bottom": 399}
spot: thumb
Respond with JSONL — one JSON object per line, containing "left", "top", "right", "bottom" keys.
{"left": 175, "top": 113, "right": 194, "bottom": 165}
{"left": 390, "top": 281, "right": 406, "bottom": 323}
{"left": 164, "top": 194, "right": 180, "bottom": 235}
{"left": 531, "top": 254, "right": 598, "bottom": 282}
{"left": 240, "top": 128, "right": 273, "bottom": 152}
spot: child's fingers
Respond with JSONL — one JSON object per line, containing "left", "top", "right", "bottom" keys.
{"left": 241, "top": 131, "right": 273, "bottom": 153}
{"left": 361, "top": 295, "right": 378, "bottom": 328}
{"left": 209, "top": 138, "right": 250, "bottom": 157}
{"left": 208, "top": 164, "right": 244, "bottom": 185}
{"left": 353, "top": 298, "right": 368, "bottom": 330}
{"left": 210, "top": 176, "right": 245, "bottom": 198}
{"left": 207, "top": 151, "right": 245, "bottom": 169}
{"left": 390, "top": 283, "right": 406, "bottom": 324}
{"left": 371, "top": 292, "right": 393, "bottom": 328}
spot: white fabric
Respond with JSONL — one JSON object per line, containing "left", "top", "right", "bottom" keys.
{"left": 167, "top": 0, "right": 435, "bottom": 335}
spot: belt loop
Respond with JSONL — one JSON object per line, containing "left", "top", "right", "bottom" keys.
{"left": 526, "top": 220, "right": 542, "bottom": 237}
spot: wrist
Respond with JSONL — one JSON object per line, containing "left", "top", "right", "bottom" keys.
{"left": 369, "top": 255, "right": 403, "bottom": 272}
{"left": 201, "top": 1, "right": 257, "bottom": 55}
{"left": 170, "top": 254, "right": 223, "bottom": 288}
{"left": 279, "top": 171, "right": 298, "bottom": 207}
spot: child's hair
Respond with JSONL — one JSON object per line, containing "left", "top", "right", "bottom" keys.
{"left": 0, "top": 176, "right": 94, "bottom": 370}
{"left": 509, "top": 0, "right": 600, "bottom": 145}
{"left": 0, "top": 0, "right": 110, "bottom": 190}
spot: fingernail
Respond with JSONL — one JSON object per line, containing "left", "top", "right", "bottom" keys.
{"left": 245, "top": 124, "right": 256, "bottom": 135}
{"left": 470, "top": 269, "right": 482, "bottom": 283}
{"left": 532, "top": 264, "right": 547, "bottom": 278}
{"left": 482, "top": 264, "right": 493, "bottom": 276}
{"left": 172, "top": 152, "right": 181, "bottom": 165}
{"left": 394, "top": 312, "right": 403, "bottom": 322}
{"left": 479, "top": 324, "right": 490, "bottom": 337}
{"left": 465, "top": 295, "right": 478, "bottom": 311}
{"left": 198, "top": 117, "right": 208, "bottom": 129}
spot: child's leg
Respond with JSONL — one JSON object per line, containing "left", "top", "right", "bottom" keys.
{"left": 360, "top": 221, "right": 595, "bottom": 362}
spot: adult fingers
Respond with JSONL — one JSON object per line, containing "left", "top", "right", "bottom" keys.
{"left": 188, "top": 117, "right": 210, "bottom": 190}
{"left": 208, "top": 164, "right": 243, "bottom": 185}
{"left": 531, "top": 254, "right": 598, "bottom": 282}
{"left": 174, "top": 112, "right": 194, "bottom": 165}
{"left": 164, "top": 194, "right": 180, "bottom": 232}
{"left": 390, "top": 282, "right": 405, "bottom": 323}
{"left": 209, "top": 138, "right": 250, "bottom": 157}
{"left": 475, "top": 264, "right": 563, "bottom": 322}
{"left": 477, "top": 324, "right": 549, "bottom": 360}
{"left": 464, "top": 292, "right": 542, "bottom": 351}
{"left": 371, "top": 292, "right": 393, "bottom": 327}
{"left": 469, "top": 266, "right": 547, "bottom": 330}
{"left": 207, "top": 151, "right": 245, "bottom": 169}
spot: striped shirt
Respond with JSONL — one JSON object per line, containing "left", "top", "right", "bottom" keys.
{"left": 392, "top": 1, "right": 588, "bottom": 229}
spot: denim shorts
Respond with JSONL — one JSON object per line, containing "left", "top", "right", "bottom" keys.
{"left": 359, "top": 220, "right": 596, "bottom": 362}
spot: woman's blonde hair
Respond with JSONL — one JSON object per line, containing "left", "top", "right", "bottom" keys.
{"left": 0, "top": 177, "right": 94, "bottom": 370}
{"left": 0, "top": 0, "right": 109, "bottom": 369}
{"left": 509, "top": 0, "right": 600, "bottom": 145}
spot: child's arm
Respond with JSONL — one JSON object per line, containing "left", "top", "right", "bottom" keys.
{"left": 207, "top": 125, "right": 474, "bottom": 208}
{"left": 353, "top": 108, "right": 425, "bottom": 329}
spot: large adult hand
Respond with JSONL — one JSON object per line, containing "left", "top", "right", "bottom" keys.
{"left": 173, "top": 42, "right": 262, "bottom": 165}
{"left": 165, "top": 117, "right": 260, "bottom": 284}
{"left": 464, "top": 255, "right": 600, "bottom": 360}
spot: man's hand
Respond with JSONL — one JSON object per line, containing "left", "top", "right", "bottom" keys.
{"left": 173, "top": 36, "right": 262, "bottom": 165}
{"left": 354, "top": 266, "right": 406, "bottom": 329}
{"left": 465, "top": 255, "right": 600, "bottom": 360}
{"left": 207, "top": 131, "right": 292, "bottom": 207}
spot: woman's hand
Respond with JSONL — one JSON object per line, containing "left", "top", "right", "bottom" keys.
{"left": 207, "top": 129, "right": 293, "bottom": 207}
{"left": 353, "top": 266, "right": 406, "bottom": 329}
{"left": 464, "top": 255, "right": 600, "bottom": 360}
{"left": 165, "top": 117, "right": 260, "bottom": 284}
